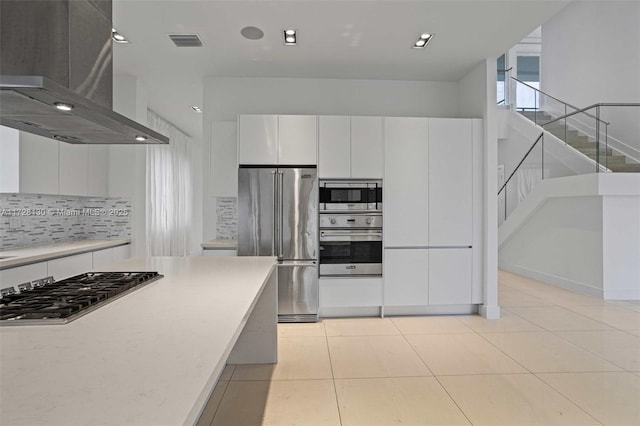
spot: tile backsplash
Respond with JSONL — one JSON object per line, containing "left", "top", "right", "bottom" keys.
{"left": 0, "top": 194, "right": 132, "bottom": 249}
{"left": 216, "top": 197, "right": 237, "bottom": 240}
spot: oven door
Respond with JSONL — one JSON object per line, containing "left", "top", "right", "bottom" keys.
{"left": 319, "top": 230, "right": 382, "bottom": 276}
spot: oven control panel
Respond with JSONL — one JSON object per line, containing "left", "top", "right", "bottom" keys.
{"left": 319, "top": 213, "right": 382, "bottom": 229}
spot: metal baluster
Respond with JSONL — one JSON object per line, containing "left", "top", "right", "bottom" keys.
{"left": 596, "top": 106, "right": 601, "bottom": 172}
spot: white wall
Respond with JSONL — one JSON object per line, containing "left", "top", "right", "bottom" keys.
{"left": 541, "top": 1, "right": 640, "bottom": 158}
{"left": 500, "top": 196, "right": 604, "bottom": 295}
{"left": 457, "top": 59, "right": 500, "bottom": 319}
{"left": 499, "top": 173, "right": 640, "bottom": 299}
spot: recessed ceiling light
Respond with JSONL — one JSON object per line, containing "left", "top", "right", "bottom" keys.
{"left": 191, "top": 106, "right": 203, "bottom": 113}
{"left": 412, "top": 33, "right": 434, "bottom": 49}
{"left": 54, "top": 102, "right": 74, "bottom": 111}
{"left": 283, "top": 29, "right": 297, "bottom": 45}
{"left": 241, "top": 26, "right": 264, "bottom": 40}
{"left": 135, "top": 135, "right": 148, "bottom": 142}
{"left": 112, "top": 28, "right": 129, "bottom": 44}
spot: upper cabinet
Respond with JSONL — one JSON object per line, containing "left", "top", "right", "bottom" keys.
{"left": 351, "top": 116, "right": 383, "bottom": 178}
{"left": 237, "top": 114, "right": 317, "bottom": 165}
{"left": 318, "top": 116, "right": 350, "bottom": 178}
{"left": 278, "top": 115, "right": 317, "bottom": 165}
{"left": 238, "top": 115, "right": 278, "bottom": 164}
{"left": 318, "top": 115, "right": 383, "bottom": 179}
{"left": 0, "top": 127, "right": 108, "bottom": 197}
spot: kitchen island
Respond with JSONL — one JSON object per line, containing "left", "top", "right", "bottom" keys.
{"left": 0, "top": 256, "right": 278, "bottom": 426}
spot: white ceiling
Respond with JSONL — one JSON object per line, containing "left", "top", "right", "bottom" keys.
{"left": 112, "top": 0, "right": 570, "bottom": 139}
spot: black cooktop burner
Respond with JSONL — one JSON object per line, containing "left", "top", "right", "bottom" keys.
{"left": 0, "top": 272, "right": 163, "bottom": 325}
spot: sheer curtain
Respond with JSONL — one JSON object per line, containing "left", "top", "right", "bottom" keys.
{"left": 146, "top": 110, "right": 193, "bottom": 256}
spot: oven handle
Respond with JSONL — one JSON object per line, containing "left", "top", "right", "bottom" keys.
{"left": 320, "top": 232, "right": 383, "bottom": 242}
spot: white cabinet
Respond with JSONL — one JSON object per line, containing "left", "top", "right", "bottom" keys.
{"left": 238, "top": 115, "right": 278, "bottom": 164}
{"left": 319, "top": 277, "right": 382, "bottom": 307}
{"left": 278, "top": 115, "right": 317, "bottom": 165}
{"left": 428, "top": 119, "right": 472, "bottom": 246}
{"left": 59, "top": 143, "right": 88, "bottom": 196}
{"left": 383, "top": 248, "right": 428, "bottom": 306}
{"left": 318, "top": 116, "right": 383, "bottom": 179}
{"left": 87, "top": 145, "right": 109, "bottom": 197}
{"left": 0, "top": 262, "right": 48, "bottom": 287}
{"left": 112, "top": 244, "right": 132, "bottom": 263}
{"left": 318, "top": 116, "right": 350, "bottom": 178}
{"left": 384, "top": 117, "right": 429, "bottom": 247}
{"left": 428, "top": 249, "right": 472, "bottom": 305}
{"left": 19, "top": 132, "right": 60, "bottom": 194}
{"left": 48, "top": 252, "right": 92, "bottom": 281}
{"left": 351, "top": 116, "right": 383, "bottom": 178}
{"left": 238, "top": 115, "right": 317, "bottom": 165}
{"left": 92, "top": 248, "right": 114, "bottom": 269}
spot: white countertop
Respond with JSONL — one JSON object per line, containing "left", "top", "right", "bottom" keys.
{"left": 0, "top": 255, "right": 277, "bottom": 426}
{"left": 0, "top": 238, "right": 131, "bottom": 269}
{"left": 201, "top": 239, "right": 237, "bottom": 249}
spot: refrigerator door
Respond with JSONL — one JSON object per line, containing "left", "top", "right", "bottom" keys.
{"left": 278, "top": 261, "right": 318, "bottom": 322}
{"left": 279, "top": 167, "right": 318, "bottom": 260}
{"left": 238, "top": 167, "right": 277, "bottom": 256}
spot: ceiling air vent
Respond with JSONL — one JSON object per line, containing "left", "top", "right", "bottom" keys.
{"left": 168, "top": 34, "right": 203, "bottom": 47}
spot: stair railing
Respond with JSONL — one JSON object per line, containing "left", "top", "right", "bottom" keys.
{"left": 497, "top": 133, "right": 544, "bottom": 223}
{"left": 541, "top": 103, "right": 640, "bottom": 172}
{"left": 509, "top": 76, "right": 610, "bottom": 146}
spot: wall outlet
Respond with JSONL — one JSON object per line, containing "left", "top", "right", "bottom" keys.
{"left": 9, "top": 216, "right": 20, "bottom": 229}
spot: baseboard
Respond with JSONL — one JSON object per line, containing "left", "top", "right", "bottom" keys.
{"left": 383, "top": 305, "right": 478, "bottom": 316}
{"left": 480, "top": 305, "right": 501, "bottom": 319}
{"left": 319, "top": 306, "right": 381, "bottom": 318}
{"left": 603, "top": 288, "right": 640, "bottom": 300}
{"left": 500, "top": 263, "right": 604, "bottom": 298}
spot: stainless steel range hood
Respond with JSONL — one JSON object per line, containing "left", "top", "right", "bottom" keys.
{"left": 0, "top": 1, "right": 168, "bottom": 145}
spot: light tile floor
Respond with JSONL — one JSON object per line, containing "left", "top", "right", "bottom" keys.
{"left": 203, "top": 270, "right": 640, "bottom": 425}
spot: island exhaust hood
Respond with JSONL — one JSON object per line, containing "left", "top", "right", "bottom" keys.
{"left": 0, "top": 0, "right": 168, "bottom": 145}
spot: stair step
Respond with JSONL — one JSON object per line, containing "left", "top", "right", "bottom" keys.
{"left": 608, "top": 163, "right": 640, "bottom": 172}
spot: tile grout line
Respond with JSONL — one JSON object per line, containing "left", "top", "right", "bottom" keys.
{"left": 206, "top": 377, "right": 231, "bottom": 426}
{"left": 396, "top": 319, "right": 475, "bottom": 426}
{"left": 531, "top": 372, "right": 606, "bottom": 426}
{"left": 322, "top": 321, "right": 344, "bottom": 426}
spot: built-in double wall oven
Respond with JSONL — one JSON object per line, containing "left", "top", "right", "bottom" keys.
{"left": 319, "top": 180, "right": 382, "bottom": 277}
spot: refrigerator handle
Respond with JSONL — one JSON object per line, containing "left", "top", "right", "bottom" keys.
{"left": 271, "top": 170, "right": 277, "bottom": 256}
{"left": 278, "top": 170, "right": 284, "bottom": 258}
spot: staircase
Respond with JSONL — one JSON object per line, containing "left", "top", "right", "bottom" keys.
{"left": 519, "top": 111, "right": 640, "bottom": 172}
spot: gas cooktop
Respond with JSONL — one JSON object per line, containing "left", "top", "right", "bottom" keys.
{"left": 0, "top": 272, "right": 163, "bottom": 326}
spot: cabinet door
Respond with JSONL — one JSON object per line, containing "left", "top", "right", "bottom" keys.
{"left": 383, "top": 248, "right": 428, "bottom": 306}
{"left": 278, "top": 115, "right": 317, "bottom": 165}
{"left": 87, "top": 145, "right": 108, "bottom": 196}
{"left": 92, "top": 248, "right": 113, "bottom": 269}
{"left": 59, "top": 143, "right": 88, "bottom": 196}
{"left": 48, "top": 253, "right": 93, "bottom": 281}
{"left": 383, "top": 117, "right": 429, "bottom": 247}
{"left": 112, "top": 244, "right": 132, "bottom": 263}
{"left": 238, "top": 115, "right": 278, "bottom": 165}
{"left": 318, "top": 116, "right": 350, "bottom": 178}
{"left": 19, "top": 132, "right": 59, "bottom": 194}
{"left": 428, "top": 248, "right": 472, "bottom": 305}
{"left": 351, "top": 116, "right": 383, "bottom": 178}
{"left": 428, "top": 118, "right": 473, "bottom": 246}
{"left": 319, "top": 277, "right": 382, "bottom": 307}
{"left": 0, "top": 262, "right": 48, "bottom": 287}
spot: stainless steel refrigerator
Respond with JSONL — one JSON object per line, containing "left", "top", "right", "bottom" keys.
{"left": 237, "top": 166, "right": 318, "bottom": 322}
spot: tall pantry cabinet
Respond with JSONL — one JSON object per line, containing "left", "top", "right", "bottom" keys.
{"left": 384, "top": 117, "right": 477, "bottom": 307}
